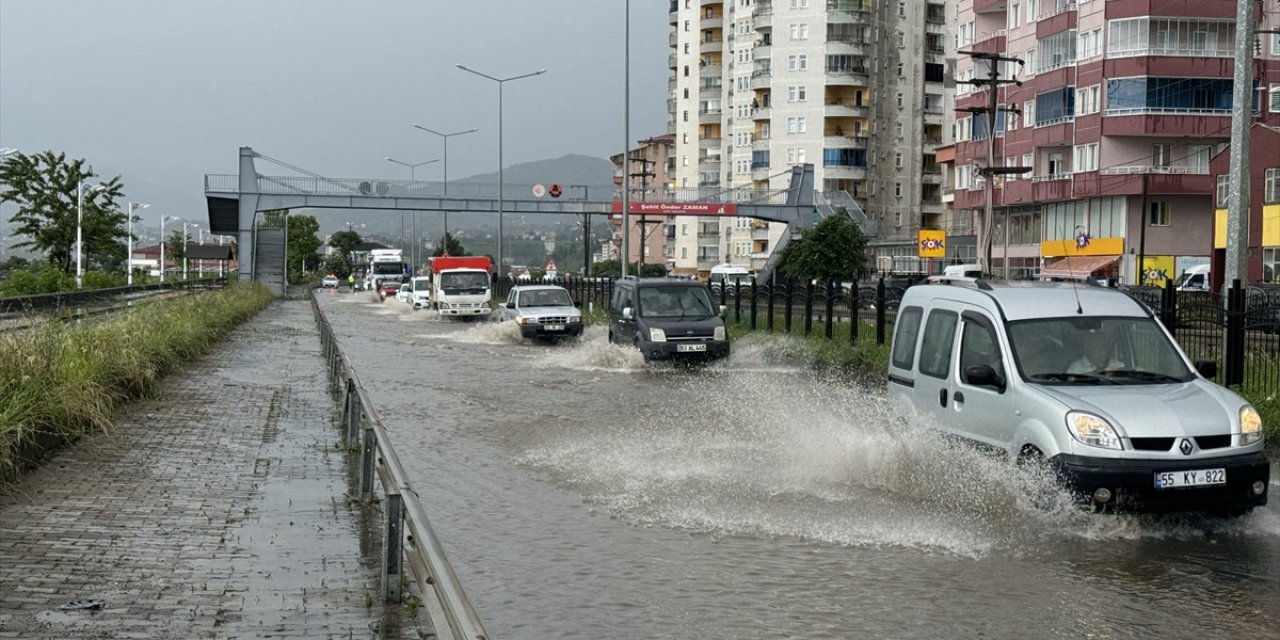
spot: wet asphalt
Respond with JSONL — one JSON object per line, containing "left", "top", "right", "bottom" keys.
{"left": 0, "top": 296, "right": 425, "bottom": 639}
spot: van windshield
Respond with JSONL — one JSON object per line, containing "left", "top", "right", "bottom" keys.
{"left": 1007, "top": 316, "right": 1195, "bottom": 384}
{"left": 638, "top": 286, "right": 716, "bottom": 318}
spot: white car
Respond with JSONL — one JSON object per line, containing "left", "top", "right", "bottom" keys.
{"left": 410, "top": 276, "right": 432, "bottom": 309}
{"left": 498, "top": 285, "right": 584, "bottom": 341}
{"left": 321, "top": 274, "right": 340, "bottom": 288}
{"left": 396, "top": 283, "right": 412, "bottom": 304}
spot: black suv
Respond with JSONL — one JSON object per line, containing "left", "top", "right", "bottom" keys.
{"left": 608, "top": 277, "right": 730, "bottom": 362}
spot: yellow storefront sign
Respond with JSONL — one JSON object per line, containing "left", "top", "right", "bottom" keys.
{"left": 918, "top": 230, "right": 945, "bottom": 258}
{"left": 1140, "top": 255, "right": 1175, "bottom": 287}
{"left": 1040, "top": 236, "right": 1124, "bottom": 257}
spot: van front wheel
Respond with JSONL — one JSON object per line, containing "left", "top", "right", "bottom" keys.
{"left": 1016, "top": 446, "right": 1061, "bottom": 512}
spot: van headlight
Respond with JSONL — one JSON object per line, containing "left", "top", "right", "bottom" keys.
{"left": 649, "top": 328, "right": 667, "bottom": 342}
{"left": 713, "top": 326, "right": 726, "bottom": 340}
{"left": 1240, "top": 406, "right": 1263, "bottom": 445}
{"left": 1066, "top": 411, "right": 1123, "bottom": 450}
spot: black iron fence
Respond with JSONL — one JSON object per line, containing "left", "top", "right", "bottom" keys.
{"left": 504, "top": 274, "right": 1280, "bottom": 392}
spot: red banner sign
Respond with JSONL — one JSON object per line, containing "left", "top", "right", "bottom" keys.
{"left": 610, "top": 201, "right": 739, "bottom": 215}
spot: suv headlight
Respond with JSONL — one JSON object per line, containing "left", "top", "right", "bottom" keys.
{"left": 713, "top": 326, "right": 726, "bottom": 340}
{"left": 1240, "top": 406, "right": 1263, "bottom": 445}
{"left": 1066, "top": 411, "right": 1123, "bottom": 450}
{"left": 649, "top": 328, "right": 667, "bottom": 342}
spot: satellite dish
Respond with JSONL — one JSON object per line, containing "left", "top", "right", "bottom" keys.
{"left": 358, "top": 181, "right": 372, "bottom": 195}
{"left": 375, "top": 182, "right": 390, "bottom": 195}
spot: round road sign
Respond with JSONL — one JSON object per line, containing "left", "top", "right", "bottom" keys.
{"left": 549, "top": 184, "right": 563, "bottom": 198}
{"left": 532, "top": 184, "right": 546, "bottom": 198}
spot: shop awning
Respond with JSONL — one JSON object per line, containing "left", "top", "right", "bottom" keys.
{"left": 1040, "top": 255, "right": 1119, "bottom": 280}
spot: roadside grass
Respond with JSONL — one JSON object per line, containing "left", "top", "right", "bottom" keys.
{"left": 0, "top": 281, "right": 274, "bottom": 480}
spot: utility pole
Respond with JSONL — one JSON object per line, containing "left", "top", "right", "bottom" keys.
{"left": 957, "top": 50, "right": 1028, "bottom": 277}
{"left": 1224, "top": 1, "right": 1260, "bottom": 289}
{"left": 630, "top": 152, "right": 656, "bottom": 268}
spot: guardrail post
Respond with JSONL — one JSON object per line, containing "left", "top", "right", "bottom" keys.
{"left": 849, "top": 284, "right": 859, "bottom": 343}
{"left": 803, "top": 282, "right": 814, "bottom": 336}
{"left": 383, "top": 492, "right": 404, "bottom": 602}
{"left": 348, "top": 394, "right": 362, "bottom": 442}
{"left": 875, "top": 277, "right": 887, "bottom": 345}
{"left": 360, "top": 427, "right": 376, "bottom": 503}
{"left": 824, "top": 280, "right": 835, "bottom": 339}
{"left": 750, "top": 278, "right": 758, "bottom": 330}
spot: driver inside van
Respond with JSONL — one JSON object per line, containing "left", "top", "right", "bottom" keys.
{"left": 1068, "top": 332, "right": 1124, "bottom": 374}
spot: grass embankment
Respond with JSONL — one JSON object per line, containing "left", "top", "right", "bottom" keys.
{"left": 0, "top": 282, "right": 274, "bottom": 478}
{"left": 724, "top": 316, "right": 1280, "bottom": 442}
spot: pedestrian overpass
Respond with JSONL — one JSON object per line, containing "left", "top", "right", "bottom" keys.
{"left": 204, "top": 146, "right": 868, "bottom": 294}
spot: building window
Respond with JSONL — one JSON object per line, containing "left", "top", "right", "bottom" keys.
{"left": 1076, "top": 85, "right": 1100, "bottom": 115}
{"left": 1149, "top": 201, "right": 1171, "bottom": 227}
{"left": 1023, "top": 153, "right": 1033, "bottom": 178}
{"left": 1037, "top": 30, "right": 1077, "bottom": 73}
{"left": 1188, "top": 145, "right": 1211, "bottom": 174}
{"left": 787, "top": 54, "right": 808, "bottom": 71}
{"left": 786, "top": 116, "right": 806, "bottom": 133}
{"left": 1034, "top": 87, "right": 1074, "bottom": 126}
{"left": 1009, "top": 3, "right": 1020, "bottom": 28}
{"left": 1267, "top": 168, "right": 1280, "bottom": 203}
{"left": 1216, "top": 174, "right": 1230, "bottom": 208}
{"left": 895, "top": 152, "right": 903, "bottom": 168}
{"left": 895, "top": 182, "right": 904, "bottom": 197}
{"left": 1270, "top": 84, "right": 1280, "bottom": 113}
{"left": 1152, "top": 144, "right": 1171, "bottom": 168}
{"left": 1073, "top": 143, "right": 1098, "bottom": 172}
{"left": 1023, "top": 100, "right": 1035, "bottom": 127}
{"left": 789, "top": 23, "right": 808, "bottom": 40}
{"left": 1078, "top": 29, "right": 1102, "bottom": 60}
{"left": 1047, "top": 152, "right": 1064, "bottom": 177}
{"left": 787, "top": 85, "right": 807, "bottom": 102}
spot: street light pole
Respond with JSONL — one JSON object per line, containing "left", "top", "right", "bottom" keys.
{"left": 457, "top": 64, "right": 546, "bottom": 276}
{"left": 159, "top": 215, "right": 178, "bottom": 283}
{"left": 126, "top": 201, "right": 149, "bottom": 286}
{"left": 413, "top": 124, "right": 478, "bottom": 250}
{"left": 385, "top": 157, "right": 439, "bottom": 273}
{"left": 75, "top": 181, "right": 106, "bottom": 289}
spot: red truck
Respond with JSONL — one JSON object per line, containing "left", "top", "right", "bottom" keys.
{"left": 429, "top": 256, "right": 493, "bottom": 318}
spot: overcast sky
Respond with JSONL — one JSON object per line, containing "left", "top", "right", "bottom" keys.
{"left": 0, "top": 0, "right": 670, "bottom": 233}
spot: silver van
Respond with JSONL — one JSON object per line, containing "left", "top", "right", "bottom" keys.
{"left": 887, "top": 279, "right": 1268, "bottom": 514}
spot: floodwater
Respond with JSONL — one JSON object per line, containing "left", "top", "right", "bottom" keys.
{"left": 317, "top": 292, "right": 1280, "bottom": 640}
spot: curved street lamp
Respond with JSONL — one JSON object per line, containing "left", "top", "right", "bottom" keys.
{"left": 126, "top": 201, "right": 149, "bottom": 286}
{"left": 412, "top": 124, "right": 478, "bottom": 249}
{"left": 456, "top": 63, "right": 546, "bottom": 275}
{"left": 159, "top": 215, "right": 180, "bottom": 284}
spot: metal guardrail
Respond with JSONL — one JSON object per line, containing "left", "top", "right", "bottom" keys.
{"left": 0, "top": 278, "right": 229, "bottom": 330}
{"left": 311, "top": 294, "right": 488, "bottom": 640}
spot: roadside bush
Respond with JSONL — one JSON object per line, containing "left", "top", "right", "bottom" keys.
{"left": 0, "top": 264, "right": 74, "bottom": 296}
{"left": 0, "top": 281, "right": 274, "bottom": 480}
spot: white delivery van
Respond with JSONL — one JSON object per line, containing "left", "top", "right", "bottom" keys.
{"left": 1174, "top": 264, "right": 1210, "bottom": 292}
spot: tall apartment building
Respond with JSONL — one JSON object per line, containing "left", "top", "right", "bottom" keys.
{"left": 667, "top": 0, "right": 954, "bottom": 278}
{"left": 951, "top": 0, "right": 1280, "bottom": 284}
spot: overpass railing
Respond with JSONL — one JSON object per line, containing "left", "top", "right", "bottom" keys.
{"left": 311, "top": 294, "right": 488, "bottom": 640}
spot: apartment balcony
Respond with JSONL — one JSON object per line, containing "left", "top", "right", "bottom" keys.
{"left": 668, "top": 52, "right": 678, "bottom": 70}
{"left": 699, "top": 137, "right": 722, "bottom": 150}
{"left": 824, "top": 66, "right": 869, "bottom": 86}
{"left": 697, "top": 256, "right": 721, "bottom": 269}
{"left": 1033, "top": 119, "right": 1076, "bottom": 146}
{"left": 699, "top": 109, "right": 723, "bottom": 125}
{"left": 967, "top": 30, "right": 1006, "bottom": 55}
{"left": 1101, "top": 109, "right": 1232, "bottom": 137}
{"left": 821, "top": 164, "right": 867, "bottom": 181}
{"left": 752, "top": 106, "right": 771, "bottom": 122}
{"left": 751, "top": 165, "right": 772, "bottom": 181}
{"left": 754, "top": 43, "right": 771, "bottom": 59}
{"left": 699, "top": 81, "right": 722, "bottom": 96}
{"left": 823, "top": 134, "right": 868, "bottom": 149}
{"left": 669, "top": 1, "right": 679, "bottom": 24}
{"left": 922, "top": 172, "right": 944, "bottom": 185}
{"left": 824, "top": 101, "right": 869, "bottom": 118}
{"left": 1069, "top": 166, "right": 1214, "bottom": 198}
{"left": 825, "top": 38, "right": 865, "bottom": 56}
{"left": 752, "top": 137, "right": 770, "bottom": 151}
{"left": 698, "top": 154, "right": 722, "bottom": 167}
{"left": 700, "top": 63, "right": 723, "bottom": 78}
{"left": 700, "top": 37, "right": 724, "bottom": 54}
{"left": 973, "top": 0, "right": 1004, "bottom": 13}
{"left": 752, "top": 225, "right": 771, "bottom": 240}
{"left": 751, "top": 64, "right": 772, "bottom": 81}
{"left": 753, "top": 3, "right": 773, "bottom": 30}
{"left": 701, "top": 0, "right": 724, "bottom": 5}
{"left": 827, "top": 0, "right": 871, "bottom": 24}
{"left": 697, "top": 229, "right": 721, "bottom": 240}
{"left": 1031, "top": 174, "right": 1074, "bottom": 202}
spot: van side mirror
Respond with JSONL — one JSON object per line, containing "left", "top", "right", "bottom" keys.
{"left": 964, "top": 364, "right": 1005, "bottom": 392}
{"left": 622, "top": 307, "right": 634, "bottom": 320}
{"left": 1194, "top": 360, "right": 1217, "bottom": 378}
{"left": 718, "top": 304, "right": 727, "bottom": 317}
{"left": 505, "top": 301, "right": 515, "bottom": 309}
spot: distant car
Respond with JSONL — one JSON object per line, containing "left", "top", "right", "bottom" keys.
{"left": 498, "top": 285, "right": 584, "bottom": 340}
{"left": 396, "top": 283, "right": 412, "bottom": 304}
{"left": 410, "top": 276, "right": 432, "bottom": 309}
{"left": 378, "top": 277, "right": 402, "bottom": 301}
{"left": 321, "top": 274, "right": 339, "bottom": 288}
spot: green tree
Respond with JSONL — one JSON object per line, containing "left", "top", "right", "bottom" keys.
{"left": 432, "top": 232, "right": 469, "bottom": 257}
{"left": 328, "top": 230, "right": 363, "bottom": 259}
{"left": 322, "top": 253, "right": 353, "bottom": 279}
{"left": 0, "top": 150, "right": 126, "bottom": 276}
{"left": 778, "top": 211, "right": 869, "bottom": 282}
{"left": 165, "top": 230, "right": 187, "bottom": 268}
{"left": 286, "top": 214, "right": 322, "bottom": 276}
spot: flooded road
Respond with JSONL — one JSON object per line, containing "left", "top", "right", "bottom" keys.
{"left": 317, "top": 293, "right": 1280, "bottom": 640}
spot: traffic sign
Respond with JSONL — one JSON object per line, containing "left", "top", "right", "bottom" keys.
{"left": 549, "top": 184, "right": 562, "bottom": 198}
{"left": 532, "top": 183, "right": 546, "bottom": 198}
